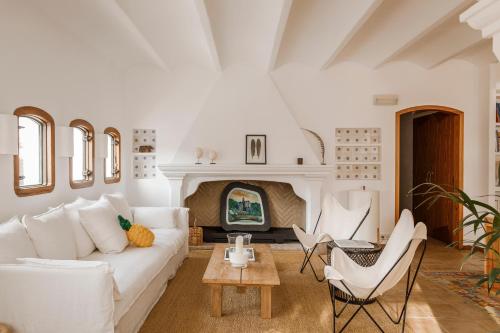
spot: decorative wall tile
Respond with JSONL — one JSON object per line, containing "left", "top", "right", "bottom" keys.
{"left": 335, "top": 128, "right": 381, "bottom": 145}
{"left": 133, "top": 129, "right": 156, "bottom": 153}
{"left": 133, "top": 155, "right": 157, "bottom": 179}
{"left": 335, "top": 146, "right": 381, "bottom": 163}
{"left": 335, "top": 164, "right": 381, "bottom": 180}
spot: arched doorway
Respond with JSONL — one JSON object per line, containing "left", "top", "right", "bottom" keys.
{"left": 395, "top": 105, "right": 464, "bottom": 247}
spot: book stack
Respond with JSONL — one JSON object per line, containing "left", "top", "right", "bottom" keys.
{"left": 497, "top": 127, "right": 500, "bottom": 153}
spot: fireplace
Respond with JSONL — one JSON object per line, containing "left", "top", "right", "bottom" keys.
{"left": 220, "top": 182, "right": 271, "bottom": 232}
{"left": 158, "top": 164, "right": 333, "bottom": 236}
{"left": 185, "top": 180, "right": 305, "bottom": 243}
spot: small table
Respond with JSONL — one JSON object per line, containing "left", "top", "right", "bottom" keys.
{"left": 327, "top": 241, "right": 383, "bottom": 304}
{"left": 202, "top": 244, "right": 280, "bottom": 319}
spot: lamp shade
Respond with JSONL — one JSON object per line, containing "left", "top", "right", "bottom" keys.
{"left": 0, "top": 114, "right": 18, "bottom": 155}
{"left": 95, "top": 133, "right": 109, "bottom": 159}
{"left": 56, "top": 126, "right": 74, "bottom": 157}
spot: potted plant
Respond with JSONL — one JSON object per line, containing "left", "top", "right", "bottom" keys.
{"left": 411, "top": 182, "right": 499, "bottom": 295}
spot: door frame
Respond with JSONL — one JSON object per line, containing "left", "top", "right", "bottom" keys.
{"left": 395, "top": 105, "right": 464, "bottom": 248}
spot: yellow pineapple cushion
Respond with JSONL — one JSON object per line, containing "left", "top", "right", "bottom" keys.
{"left": 118, "top": 215, "right": 154, "bottom": 247}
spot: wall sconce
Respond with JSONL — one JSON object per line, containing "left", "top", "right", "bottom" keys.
{"left": 56, "top": 126, "right": 74, "bottom": 158}
{"left": 95, "top": 133, "right": 109, "bottom": 159}
{"left": 0, "top": 114, "right": 18, "bottom": 155}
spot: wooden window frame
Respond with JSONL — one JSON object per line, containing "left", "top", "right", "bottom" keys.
{"left": 104, "top": 127, "right": 121, "bottom": 184}
{"left": 69, "top": 119, "right": 95, "bottom": 189}
{"left": 13, "top": 106, "right": 55, "bottom": 197}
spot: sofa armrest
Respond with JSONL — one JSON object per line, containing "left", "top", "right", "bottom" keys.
{"left": 131, "top": 206, "right": 189, "bottom": 233}
{"left": 0, "top": 262, "right": 115, "bottom": 333}
{"left": 175, "top": 207, "right": 190, "bottom": 234}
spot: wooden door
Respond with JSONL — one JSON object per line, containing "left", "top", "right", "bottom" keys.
{"left": 412, "top": 112, "right": 458, "bottom": 243}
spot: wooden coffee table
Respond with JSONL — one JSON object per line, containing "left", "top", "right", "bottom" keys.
{"left": 202, "top": 244, "right": 280, "bottom": 319}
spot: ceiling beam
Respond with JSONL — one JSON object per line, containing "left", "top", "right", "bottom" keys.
{"left": 374, "top": 0, "right": 474, "bottom": 68}
{"left": 108, "top": 0, "right": 168, "bottom": 70}
{"left": 193, "top": 0, "right": 221, "bottom": 72}
{"left": 320, "top": 0, "right": 383, "bottom": 70}
{"left": 423, "top": 29, "right": 483, "bottom": 69}
{"left": 267, "top": 0, "right": 293, "bottom": 72}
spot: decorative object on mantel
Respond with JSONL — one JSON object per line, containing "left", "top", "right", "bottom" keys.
{"left": 301, "top": 128, "right": 325, "bottom": 165}
{"left": 297, "top": 157, "right": 303, "bottom": 165}
{"left": 189, "top": 217, "right": 203, "bottom": 246}
{"left": 335, "top": 128, "right": 381, "bottom": 180}
{"left": 133, "top": 129, "right": 156, "bottom": 153}
{"left": 208, "top": 150, "right": 218, "bottom": 164}
{"left": 133, "top": 155, "right": 157, "bottom": 179}
{"left": 194, "top": 147, "right": 203, "bottom": 164}
{"left": 245, "top": 134, "right": 266, "bottom": 165}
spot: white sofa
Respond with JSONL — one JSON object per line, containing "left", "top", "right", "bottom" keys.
{"left": 0, "top": 204, "right": 189, "bottom": 333}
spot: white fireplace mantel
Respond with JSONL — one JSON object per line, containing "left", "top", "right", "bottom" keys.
{"left": 158, "top": 164, "right": 334, "bottom": 233}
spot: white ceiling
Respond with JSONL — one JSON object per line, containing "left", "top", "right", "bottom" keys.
{"left": 27, "top": 0, "right": 496, "bottom": 71}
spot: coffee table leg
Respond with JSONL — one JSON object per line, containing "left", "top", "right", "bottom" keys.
{"left": 260, "top": 286, "right": 272, "bottom": 319}
{"left": 211, "top": 284, "right": 222, "bottom": 317}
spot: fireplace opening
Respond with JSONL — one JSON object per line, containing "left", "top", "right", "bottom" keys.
{"left": 185, "top": 180, "right": 304, "bottom": 243}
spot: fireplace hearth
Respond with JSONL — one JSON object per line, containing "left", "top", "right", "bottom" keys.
{"left": 203, "top": 226, "right": 297, "bottom": 244}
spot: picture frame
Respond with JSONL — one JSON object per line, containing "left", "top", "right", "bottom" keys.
{"left": 245, "top": 135, "right": 266, "bottom": 164}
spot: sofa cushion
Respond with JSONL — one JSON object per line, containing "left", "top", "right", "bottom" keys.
{"left": 79, "top": 198, "right": 128, "bottom": 254}
{"left": 103, "top": 193, "right": 133, "bottom": 221}
{"left": 132, "top": 207, "right": 177, "bottom": 229}
{"left": 64, "top": 197, "right": 97, "bottom": 258}
{"left": 83, "top": 228, "right": 185, "bottom": 323}
{"left": 23, "top": 205, "right": 77, "bottom": 260}
{"left": 16, "top": 257, "right": 121, "bottom": 300}
{"left": 0, "top": 216, "right": 37, "bottom": 264}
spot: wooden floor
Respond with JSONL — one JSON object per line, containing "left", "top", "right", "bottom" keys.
{"left": 388, "top": 238, "right": 499, "bottom": 332}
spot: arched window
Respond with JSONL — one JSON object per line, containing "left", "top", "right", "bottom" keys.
{"left": 69, "top": 119, "right": 94, "bottom": 189}
{"left": 104, "top": 127, "right": 121, "bottom": 184}
{"left": 14, "top": 106, "right": 55, "bottom": 196}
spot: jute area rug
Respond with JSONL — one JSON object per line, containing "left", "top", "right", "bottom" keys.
{"left": 139, "top": 250, "right": 406, "bottom": 333}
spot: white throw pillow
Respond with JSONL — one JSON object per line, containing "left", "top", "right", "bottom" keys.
{"left": 64, "top": 197, "right": 97, "bottom": 258}
{"left": 0, "top": 216, "right": 38, "bottom": 263}
{"left": 133, "top": 207, "right": 177, "bottom": 229}
{"left": 79, "top": 198, "right": 128, "bottom": 254}
{"left": 23, "top": 205, "right": 77, "bottom": 260}
{"left": 16, "top": 257, "right": 121, "bottom": 300}
{"left": 102, "top": 193, "right": 133, "bottom": 221}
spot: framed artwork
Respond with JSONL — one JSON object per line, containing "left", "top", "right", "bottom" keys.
{"left": 246, "top": 135, "right": 266, "bottom": 164}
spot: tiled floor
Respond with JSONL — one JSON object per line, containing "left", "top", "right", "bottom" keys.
{"left": 385, "top": 238, "right": 499, "bottom": 332}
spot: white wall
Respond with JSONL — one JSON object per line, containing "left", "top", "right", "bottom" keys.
{"left": 0, "top": 1, "right": 491, "bottom": 238}
{"left": 0, "top": 1, "right": 126, "bottom": 221}
{"left": 123, "top": 60, "right": 490, "bottom": 236}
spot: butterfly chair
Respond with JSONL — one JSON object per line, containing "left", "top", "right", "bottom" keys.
{"left": 324, "top": 209, "right": 427, "bottom": 333}
{"left": 292, "top": 193, "right": 371, "bottom": 282}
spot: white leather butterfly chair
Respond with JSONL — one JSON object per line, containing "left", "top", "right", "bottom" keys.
{"left": 292, "top": 193, "right": 371, "bottom": 282}
{"left": 324, "top": 209, "right": 427, "bottom": 333}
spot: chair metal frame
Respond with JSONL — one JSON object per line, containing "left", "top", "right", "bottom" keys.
{"left": 327, "top": 239, "right": 427, "bottom": 333}
{"left": 298, "top": 204, "right": 371, "bottom": 282}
